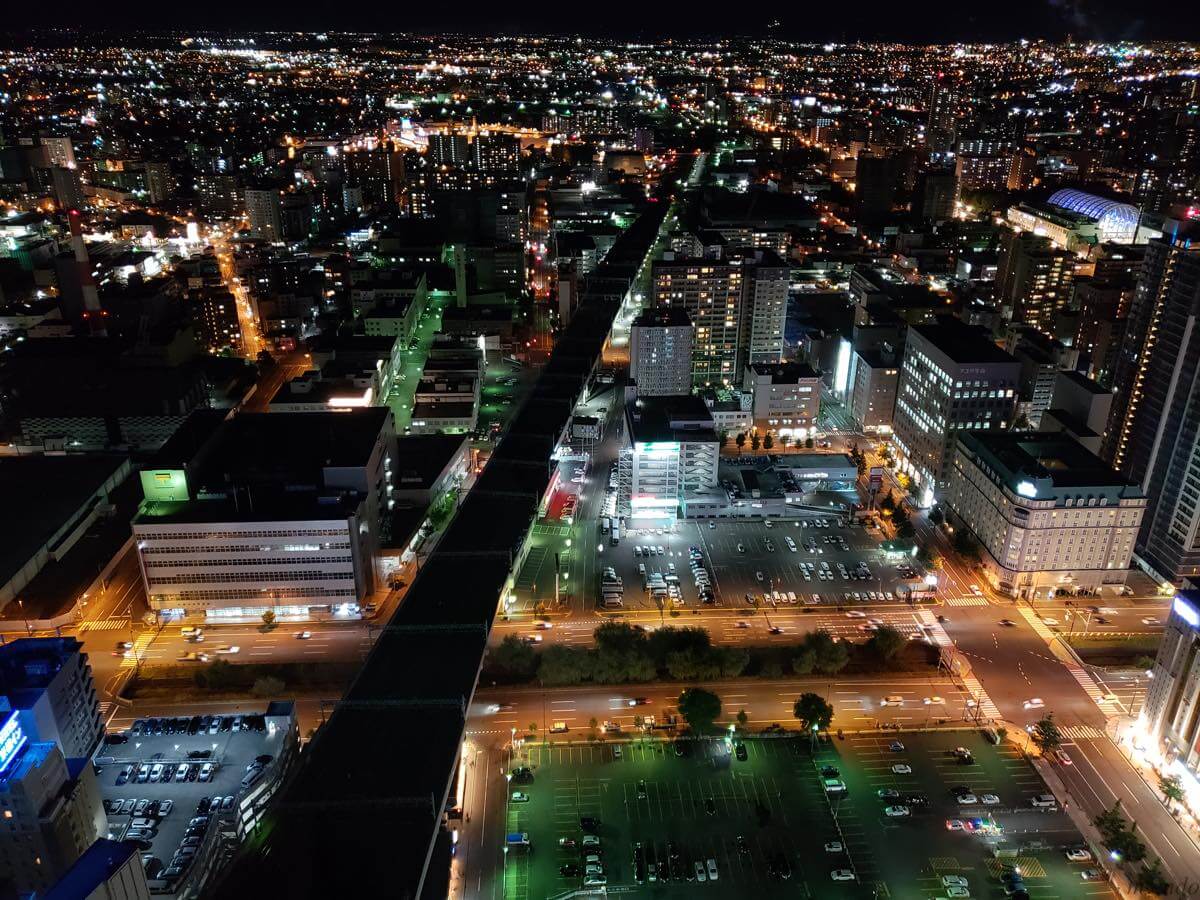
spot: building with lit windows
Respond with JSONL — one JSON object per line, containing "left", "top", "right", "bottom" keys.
{"left": 742, "top": 362, "right": 822, "bottom": 437}
{"left": 892, "top": 320, "right": 1019, "bottom": 499}
{"left": 132, "top": 410, "right": 396, "bottom": 621}
{"left": 996, "top": 231, "right": 1075, "bottom": 334}
{"left": 1139, "top": 590, "right": 1200, "bottom": 805}
{"left": 617, "top": 396, "right": 719, "bottom": 528}
{"left": 945, "top": 432, "right": 1145, "bottom": 599}
{"left": 630, "top": 308, "right": 694, "bottom": 398}
{"left": 0, "top": 638, "right": 103, "bottom": 763}
{"left": 244, "top": 188, "right": 283, "bottom": 243}
{"left": 848, "top": 348, "right": 900, "bottom": 433}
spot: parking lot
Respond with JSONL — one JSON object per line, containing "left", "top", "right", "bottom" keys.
{"left": 98, "top": 713, "right": 288, "bottom": 891}
{"left": 598, "top": 514, "right": 925, "bottom": 613}
{"left": 496, "top": 730, "right": 1116, "bottom": 900}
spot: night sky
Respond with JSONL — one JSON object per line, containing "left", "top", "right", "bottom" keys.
{"left": 2, "top": 0, "right": 1195, "bottom": 42}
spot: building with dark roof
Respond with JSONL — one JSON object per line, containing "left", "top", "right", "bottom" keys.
{"left": 892, "top": 319, "right": 1020, "bottom": 497}
{"left": 946, "top": 432, "right": 1145, "bottom": 598}
{"left": 132, "top": 410, "right": 396, "bottom": 619}
{"left": 0, "top": 455, "right": 132, "bottom": 611}
{"left": 44, "top": 838, "right": 149, "bottom": 900}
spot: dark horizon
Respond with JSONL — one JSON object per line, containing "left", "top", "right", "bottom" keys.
{"left": 1, "top": 0, "right": 1196, "bottom": 43}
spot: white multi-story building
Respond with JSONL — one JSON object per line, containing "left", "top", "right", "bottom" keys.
{"left": 892, "top": 320, "right": 1020, "bottom": 500}
{"left": 945, "top": 432, "right": 1145, "bottom": 599}
{"left": 617, "top": 396, "right": 720, "bottom": 528}
{"left": 630, "top": 308, "right": 693, "bottom": 397}
{"left": 133, "top": 410, "right": 395, "bottom": 621}
{"left": 743, "top": 362, "right": 822, "bottom": 437}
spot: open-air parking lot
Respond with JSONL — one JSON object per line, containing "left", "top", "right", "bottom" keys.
{"left": 97, "top": 713, "right": 287, "bottom": 892}
{"left": 595, "top": 515, "right": 926, "bottom": 614}
{"left": 496, "top": 730, "right": 1117, "bottom": 900}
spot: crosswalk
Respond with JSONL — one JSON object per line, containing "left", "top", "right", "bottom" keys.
{"left": 79, "top": 618, "right": 129, "bottom": 632}
{"left": 944, "top": 596, "right": 989, "bottom": 607}
{"left": 1016, "top": 606, "right": 1123, "bottom": 715}
{"left": 1060, "top": 724, "right": 1105, "bottom": 741}
{"left": 917, "top": 609, "right": 1002, "bottom": 720}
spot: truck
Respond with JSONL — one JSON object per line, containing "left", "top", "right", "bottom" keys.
{"left": 601, "top": 516, "right": 611, "bottom": 535}
{"left": 505, "top": 832, "right": 530, "bottom": 848}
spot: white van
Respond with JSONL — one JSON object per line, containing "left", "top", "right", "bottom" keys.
{"left": 1031, "top": 794, "right": 1058, "bottom": 809}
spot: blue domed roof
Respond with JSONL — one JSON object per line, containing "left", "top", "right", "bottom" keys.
{"left": 1047, "top": 189, "right": 1139, "bottom": 230}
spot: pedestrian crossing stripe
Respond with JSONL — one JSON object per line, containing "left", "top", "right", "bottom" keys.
{"left": 918, "top": 610, "right": 1003, "bottom": 720}
{"left": 1060, "top": 724, "right": 1105, "bottom": 740}
{"left": 79, "top": 618, "right": 129, "bottom": 632}
{"left": 944, "top": 597, "right": 989, "bottom": 607}
{"left": 1016, "top": 607, "right": 1122, "bottom": 712}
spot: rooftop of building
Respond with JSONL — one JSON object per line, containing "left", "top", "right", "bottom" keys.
{"left": 746, "top": 361, "right": 822, "bottom": 384}
{"left": 0, "top": 637, "right": 86, "bottom": 701}
{"left": 44, "top": 839, "right": 141, "bottom": 900}
{"left": 910, "top": 319, "right": 1017, "bottom": 367}
{"left": 956, "top": 431, "right": 1143, "bottom": 499}
{"left": 626, "top": 395, "right": 717, "bottom": 443}
{"left": 412, "top": 401, "right": 476, "bottom": 419}
{"left": 1058, "top": 370, "right": 1109, "bottom": 395}
{"left": 269, "top": 378, "right": 374, "bottom": 407}
{"left": 632, "top": 307, "right": 692, "bottom": 329}
{"left": 0, "top": 455, "right": 129, "bottom": 592}
{"left": 391, "top": 434, "right": 469, "bottom": 490}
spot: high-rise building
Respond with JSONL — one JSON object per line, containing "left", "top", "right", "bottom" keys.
{"left": 143, "top": 161, "right": 174, "bottom": 204}
{"left": 50, "top": 167, "right": 86, "bottom": 210}
{"left": 427, "top": 132, "right": 470, "bottom": 168}
{"left": 195, "top": 173, "right": 241, "bottom": 217}
{"left": 471, "top": 133, "right": 521, "bottom": 178}
{"left": 0, "top": 709, "right": 107, "bottom": 895}
{"left": 918, "top": 166, "right": 959, "bottom": 223}
{"left": 854, "top": 153, "right": 895, "bottom": 223}
{"left": 40, "top": 136, "right": 75, "bottom": 170}
{"left": 629, "top": 308, "right": 693, "bottom": 397}
{"left": 944, "top": 432, "right": 1145, "bottom": 599}
{"left": 1140, "top": 590, "right": 1200, "bottom": 796}
{"left": 892, "top": 319, "right": 1020, "bottom": 498}
{"left": 344, "top": 143, "right": 404, "bottom": 208}
{"left": 926, "top": 71, "right": 959, "bottom": 153}
{"left": 652, "top": 248, "right": 787, "bottom": 388}
{"left": 848, "top": 347, "right": 901, "bottom": 433}
{"left": 0, "top": 638, "right": 104, "bottom": 763}
{"left": 195, "top": 288, "right": 243, "bottom": 353}
{"left": 996, "top": 231, "right": 1074, "bottom": 334}
{"left": 1109, "top": 229, "right": 1200, "bottom": 583}
{"left": 245, "top": 188, "right": 283, "bottom": 242}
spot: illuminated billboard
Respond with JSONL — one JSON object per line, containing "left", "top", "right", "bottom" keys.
{"left": 140, "top": 469, "right": 189, "bottom": 503}
{"left": 0, "top": 711, "right": 27, "bottom": 775}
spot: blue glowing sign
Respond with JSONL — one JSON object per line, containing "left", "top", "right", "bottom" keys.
{"left": 0, "top": 712, "right": 27, "bottom": 774}
{"left": 1174, "top": 596, "right": 1200, "bottom": 629}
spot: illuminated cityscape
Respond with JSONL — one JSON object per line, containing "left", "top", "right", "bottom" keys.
{"left": 0, "top": 17, "right": 1199, "bottom": 899}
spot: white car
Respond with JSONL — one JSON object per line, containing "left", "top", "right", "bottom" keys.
{"left": 891, "top": 764, "right": 912, "bottom": 774}
{"left": 1023, "top": 697, "right": 1045, "bottom": 710}
{"left": 981, "top": 793, "right": 1000, "bottom": 805}
{"left": 881, "top": 695, "right": 905, "bottom": 706}
{"left": 824, "top": 841, "right": 844, "bottom": 853}
{"left": 831, "top": 869, "right": 856, "bottom": 881}
{"left": 215, "top": 645, "right": 240, "bottom": 654}
{"left": 1142, "top": 617, "right": 1160, "bottom": 625}
{"left": 946, "top": 887, "right": 970, "bottom": 898}
{"left": 942, "top": 875, "right": 968, "bottom": 887}
{"left": 923, "top": 696, "right": 945, "bottom": 705}
{"left": 706, "top": 858, "right": 719, "bottom": 881}
{"left": 1066, "top": 847, "right": 1093, "bottom": 862}
{"left": 1041, "top": 617, "right": 1060, "bottom": 626}
{"left": 884, "top": 805, "right": 911, "bottom": 817}
{"left": 846, "top": 610, "right": 866, "bottom": 618}
{"left": 945, "top": 819, "right": 965, "bottom": 831}
{"left": 957, "top": 793, "right": 978, "bottom": 805}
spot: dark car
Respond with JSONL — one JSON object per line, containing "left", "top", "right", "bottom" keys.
{"left": 903, "top": 793, "right": 929, "bottom": 808}
{"left": 735, "top": 743, "right": 748, "bottom": 761}
{"left": 820, "top": 765, "right": 840, "bottom": 778}
{"left": 704, "top": 797, "right": 716, "bottom": 815}
{"left": 559, "top": 864, "right": 581, "bottom": 877}
{"left": 511, "top": 766, "right": 534, "bottom": 784}
{"left": 103, "top": 732, "right": 129, "bottom": 746}
{"left": 196, "top": 797, "right": 211, "bottom": 815}
{"left": 580, "top": 816, "right": 600, "bottom": 832}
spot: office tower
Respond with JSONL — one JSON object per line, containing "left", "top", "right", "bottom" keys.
{"left": 1141, "top": 590, "right": 1200, "bottom": 783}
{"left": 40, "top": 136, "right": 75, "bottom": 170}
{"left": 195, "top": 173, "right": 242, "bottom": 217}
{"left": 926, "top": 71, "right": 959, "bottom": 152}
{"left": 848, "top": 346, "right": 900, "bottom": 433}
{"left": 854, "top": 153, "right": 895, "bottom": 222}
{"left": 245, "top": 188, "right": 283, "bottom": 242}
{"left": 630, "top": 308, "right": 693, "bottom": 397}
{"left": 653, "top": 254, "right": 745, "bottom": 388}
{"left": 945, "top": 432, "right": 1145, "bottom": 599}
{"left": 742, "top": 362, "right": 822, "bottom": 437}
{"left": 1039, "top": 371, "right": 1114, "bottom": 455}
{"left": 427, "top": 132, "right": 470, "bottom": 168}
{"left": 996, "top": 231, "right": 1074, "bottom": 334}
{"left": 653, "top": 249, "right": 787, "bottom": 388}
{"left": 1008, "top": 146, "right": 1038, "bottom": 191}
{"left": 144, "top": 161, "right": 174, "bottom": 204}
{"left": 344, "top": 143, "right": 404, "bottom": 207}
{"left": 50, "top": 166, "right": 86, "bottom": 210}
{"left": 918, "top": 166, "right": 959, "bottom": 223}
{"left": 0, "top": 638, "right": 104, "bottom": 763}
{"left": 471, "top": 133, "right": 521, "bottom": 177}
{"left": 196, "top": 288, "right": 243, "bottom": 353}
{"left": 740, "top": 249, "right": 788, "bottom": 366}
{"left": 0, "top": 709, "right": 107, "bottom": 895}
{"left": 1109, "top": 229, "right": 1200, "bottom": 583}
{"left": 892, "top": 319, "right": 1020, "bottom": 497}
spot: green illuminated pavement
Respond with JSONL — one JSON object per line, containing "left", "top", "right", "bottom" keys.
{"left": 387, "top": 294, "right": 449, "bottom": 433}
{"left": 493, "top": 730, "right": 1116, "bottom": 900}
